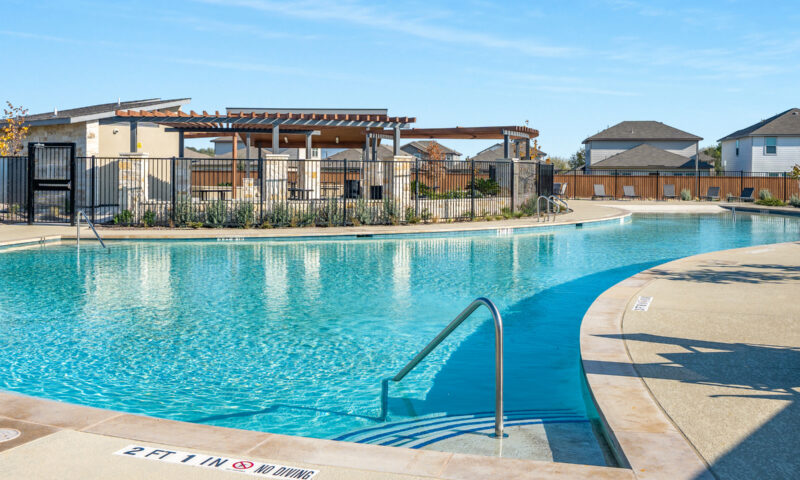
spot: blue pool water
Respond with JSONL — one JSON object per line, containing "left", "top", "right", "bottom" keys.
{"left": 0, "top": 213, "right": 798, "bottom": 443}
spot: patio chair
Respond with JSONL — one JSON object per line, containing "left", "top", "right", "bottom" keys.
{"left": 663, "top": 184, "right": 677, "bottom": 200}
{"left": 553, "top": 183, "right": 562, "bottom": 197}
{"left": 701, "top": 186, "right": 720, "bottom": 201}
{"left": 592, "top": 184, "right": 612, "bottom": 200}
{"left": 622, "top": 185, "right": 640, "bottom": 200}
{"left": 735, "top": 187, "right": 755, "bottom": 202}
{"left": 553, "top": 182, "right": 568, "bottom": 198}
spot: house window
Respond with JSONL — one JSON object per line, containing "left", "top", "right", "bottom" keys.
{"left": 735, "top": 140, "right": 739, "bottom": 156}
{"left": 765, "top": 137, "right": 777, "bottom": 155}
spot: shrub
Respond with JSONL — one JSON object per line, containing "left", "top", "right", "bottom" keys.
{"left": 174, "top": 196, "right": 197, "bottom": 226}
{"left": 352, "top": 198, "right": 372, "bottom": 225}
{"left": 519, "top": 197, "right": 538, "bottom": 216}
{"left": 142, "top": 210, "right": 156, "bottom": 227}
{"left": 113, "top": 209, "right": 133, "bottom": 225}
{"left": 680, "top": 189, "right": 692, "bottom": 201}
{"left": 380, "top": 198, "right": 399, "bottom": 225}
{"left": 469, "top": 178, "right": 500, "bottom": 196}
{"left": 404, "top": 207, "right": 419, "bottom": 224}
{"left": 266, "top": 202, "right": 291, "bottom": 227}
{"left": 315, "top": 198, "right": 342, "bottom": 227}
{"left": 420, "top": 208, "right": 432, "bottom": 223}
{"left": 233, "top": 201, "right": 255, "bottom": 228}
{"left": 789, "top": 194, "right": 800, "bottom": 208}
{"left": 755, "top": 197, "right": 786, "bottom": 207}
{"left": 205, "top": 200, "right": 227, "bottom": 228}
{"left": 758, "top": 189, "right": 772, "bottom": 201}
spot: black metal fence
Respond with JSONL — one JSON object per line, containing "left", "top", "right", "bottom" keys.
{"left": 0, "top": 156, "right": 544, "bottom": 227}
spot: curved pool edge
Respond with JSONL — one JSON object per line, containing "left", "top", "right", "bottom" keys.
{"left": 0, "top": 389, "right": 633, "bottom": 479}
{"left": 577, "top": 242, "right": 800, "bottom": 479}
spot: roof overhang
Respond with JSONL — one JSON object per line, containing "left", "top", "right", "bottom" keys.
{"left": 25, "top": 99, "right": 190, "bottom": 127}
{"left": 398, "top": 126, "right": 538, "bottom": 140}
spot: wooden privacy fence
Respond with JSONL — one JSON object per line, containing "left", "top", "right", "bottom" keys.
{"left": 555, "top": 171, "right": 800, "bottom": 201}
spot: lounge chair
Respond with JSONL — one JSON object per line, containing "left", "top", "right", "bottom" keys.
{"left": 553, "top": 182, "right": 568, "bottom": 198}
{"left": 701, "top": 186, "right": 720, "bottom": 201}
{"left": 592, "top": 184, "right": 612, "bottom": 200}
{"left": 622, "top": 185, "right": 640, "bottom": 200}
{"left": 553, "top": 183, "right": 562, "bottom": 197}
{"left": 735, "top": 187, "right": 755, "bottom": 202}
{"left": 663, "top": 184, "right": 678, "bottom": 200}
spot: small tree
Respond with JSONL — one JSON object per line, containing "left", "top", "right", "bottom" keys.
{"left": 549, "top": 156, "right": 570, "bottom": 171}
{"left": 702, "top": 142, "right": 722, "bottom": 173}
{"left": 0, "top": 102, "right": 29, "bottom": 156}
{"left": 568, "top": 148, "right": 585, "bottom": 169}
{"left": 790, "top": 164, "right": 800, "bottom": 191}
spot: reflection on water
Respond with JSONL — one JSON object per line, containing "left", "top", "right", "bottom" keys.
{"left": 0, "top": 213, "right": 797, "bottom": 441}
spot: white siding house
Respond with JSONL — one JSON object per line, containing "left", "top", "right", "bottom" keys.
{"left": 583, "top": 121, "right": 704, "bottom": 171}
{"left": 719, "top": 108, "right": 800, "bottom": 173}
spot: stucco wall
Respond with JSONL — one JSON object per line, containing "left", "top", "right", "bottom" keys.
{"left": 98, "top": 122, "right": 179, "bottom": 158}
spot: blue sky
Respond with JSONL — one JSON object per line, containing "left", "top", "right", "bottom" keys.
{"left": 3, "top": 0, "right": 800, "bottom": 157}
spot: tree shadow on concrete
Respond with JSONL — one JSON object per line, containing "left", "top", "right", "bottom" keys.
{"left": 586, "top": 333, "right": 800, "bottom": 479}
{"left": 648, "top": 263, "right": 800, "bottom": 285}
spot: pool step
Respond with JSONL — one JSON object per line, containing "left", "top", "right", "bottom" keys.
{"left": 334, "top": 409, "right": 588, "bottom": 449}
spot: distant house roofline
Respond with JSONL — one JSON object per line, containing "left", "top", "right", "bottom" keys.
{"left": 583, "top": 121, "right": 702, "bottom": 144}
{"left": 718, "top": 108, "right": 800, "bottom": 141}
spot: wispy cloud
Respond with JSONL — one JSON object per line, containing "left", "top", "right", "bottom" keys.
{"left": 194, "top": 0, "right": 578, "bottom": 58}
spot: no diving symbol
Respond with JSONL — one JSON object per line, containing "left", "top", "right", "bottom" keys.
{"left": 233, "top": 461, "right": 254, "bottom": 470}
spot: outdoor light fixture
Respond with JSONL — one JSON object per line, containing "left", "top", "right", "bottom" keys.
{"left": 284, "top": 137, "right": 288, "bottom": 144}
{"left": 335, "top": 136, "right": 339, "bottom": 144}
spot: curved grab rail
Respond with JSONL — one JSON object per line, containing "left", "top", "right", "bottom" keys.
{"left": 393, "top": 297, "right": 504, "bottom": 438}
{"left": 549, "top": 195, "right": 569, "bottom": 214}
{"left": 77, "top": 210, "right": 106, "bottom": 249}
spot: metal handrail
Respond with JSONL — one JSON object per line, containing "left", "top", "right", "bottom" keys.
{"left": 549, "top": 196, "right": 569, "bottom": 214}
{"left": 393, "top": 297, "right": 504, "bottom": 438}
{"left": 77, "top": 210, "right": 106, "bottom": 248}
{"left": 537, "top": 195, "right": 559, "bottom": 221}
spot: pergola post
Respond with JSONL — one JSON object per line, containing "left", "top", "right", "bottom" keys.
{"left": 178, "top": 131, "right": 185, "bottom": 158}
{"left": 231, "top": 133, "right": 238, "bottom": 199}
{"left": 393, "top": 126, "right": 401, "bottom": 155}
{"left": 503, "top": 134, "right": 510, "bottom": 158}
{"left": 129, "top": 121, "right": 138, "bottom": 153}
{"left": 272, "top": 124, "right": 280, "bottom": 154}
{"left": 298, "top": 132, "right": 320, "bottom": 199}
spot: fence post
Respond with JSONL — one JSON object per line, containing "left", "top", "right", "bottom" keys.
{"left": 258, "top": 149, "right": 264, "bottom": 225}
{"left": 69, "top": 147, "right": 76, "bottom": 226}
{"left": 656, "top": 170, "right": 660, "bottom": 200}
{"left": 740, "top": 170, "right": 743, "bottom": 194}
{"left": 171, "top": 156, "right": 177, "bottom": 225}
{"left": 414, "top": 158, "right": 419, "bottom": 217}
{"left": 510, "top": 160, "right": 516, "bottom": 214}
{"left": 342, "top": 159, "right": 347, "bottom": 226}
{"left": 470, "top": 158, "right": 475, "bottom": 218}
{"left": 784, "top": 171, "right": 788, "bottom": 202}
{"left": 613, "top": 170, "right": 618, "bottom": 199}
{"left": 573, "top": 168, "right": 577, "bottom": 199}
{"left": 26, "top": 147, "right": 34, "bottom": 224}
{"left": 91, "top": 155, "right": 96, "bottom": 224}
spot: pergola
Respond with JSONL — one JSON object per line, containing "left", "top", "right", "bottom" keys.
{"left": 114, "top": 108, "right": 539, "bottom": 159}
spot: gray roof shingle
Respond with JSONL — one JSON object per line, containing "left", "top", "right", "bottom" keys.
{"left": 24, "top": 98, "right": 190, "bottom": 125}
{"left": 326, "top": 145, "right": 395, "bottom": 161}
{"left": 718, "top": 108, "right": 800, "bottom": 141}
{"left": 583, "top": 121, "right": 702, "bottom": 143}
{"left": 591, "top": 144, "right": 713, "bottom": 169}
{"left": 400, "top": 140, "right": 461, "bottom": 156}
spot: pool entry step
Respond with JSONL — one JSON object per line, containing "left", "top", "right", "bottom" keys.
{"left": 333, "top": 409, "right": 588, "bottom": 450}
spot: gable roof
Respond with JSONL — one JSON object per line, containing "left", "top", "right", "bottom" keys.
{"left": 469, "top": 142, "right": 546, "bottom": 161}
{"left": 400, "top": 140, "right": 461, "bottom": 156}
{"left": 718, "top": 108, "right": 800, "bottom": 141}
{"left": 327, "top": 145, "right": 395, "bottom": 161}
{"left": 24, "top": 98, "right": 190, "bottom": 126}
{"left": 591, "top": 144, "right": 713, "bottom": 169}
{"left": 583, "top": 121, "right": 702, "bottom": 143}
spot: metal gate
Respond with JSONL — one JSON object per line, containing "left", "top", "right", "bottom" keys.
{"left": 536, "top": 163, "right": 554, "bottom": 198}
{"left": 27, "top": 142, "right": 76, "bottom": 224}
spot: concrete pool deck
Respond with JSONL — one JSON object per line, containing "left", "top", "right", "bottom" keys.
{"left": 582, "top": 241, "right": 800, "bottom": 479}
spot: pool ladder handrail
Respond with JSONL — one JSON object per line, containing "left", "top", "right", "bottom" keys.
{"left": 392, "top": 297, "right": 504, "bottom": 438}
{"left": 76, "top": 210, "right": 106, "bottom": 248}
{"left": 536, "top": 195, "right": 557, "bottom": 221}
{"left": 549, "top": 196, "right": 569, "bottom": 215}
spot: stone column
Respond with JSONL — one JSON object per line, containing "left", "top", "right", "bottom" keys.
{"left": 261, "top": 153, "right": 289, "bottom": 202}
{"left": 119, "top": 152, "right": 148, "bottom": 215}
{"left": 297, "top": 144, "right": 321, "bottom": 199}
{"left": 386, "top": 155, "right": 412, "bottom": 209}
{"left": 364, "top": 160, "right": 384, "bottom": 199}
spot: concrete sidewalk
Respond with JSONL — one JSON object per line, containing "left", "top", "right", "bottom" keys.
{"left": 622, "top": 242, "right": 800, "bottom": 479}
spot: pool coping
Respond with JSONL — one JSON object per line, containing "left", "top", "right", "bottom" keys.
{"left": 580, "top": 253, "right": 742, "bottom": 479}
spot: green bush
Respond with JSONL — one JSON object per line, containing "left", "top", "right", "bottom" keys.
{"left": 174, "top": 196, "right": 197, "bottom": 226}
{"left": 352, "top": 198, "right": 372, "bottom": 225}
{"left": 755, "top": 197, "right": 786, "bottom": 207}
{"left": 233, "top": 202, "right": 255, "bottom": 228}
{"left": 520, "top": 197, "right": 538, "bottom": 216}
{"left": 142, "top": 210, "right": 156, "bottom": 227}
{"left": 758, "top": 189, "right": 772, "bottom": 201}
{"left": 113, "top": 209, "right": 133, "bottom": 225}
{"left": 205, "top": 200, "right": 227, "bottom": 228}
{"left": 315, "top": 198, "right": 342, "bottom": 227}
{"left": 266, "top": 202, "right": 291, "bottom": 227}
{"left": 469, "top": 178, "right": 500, "bottom": 196}
{"left": 381, "top": 198, "right": 399, "bottom": 224}
{"left": 420, "top": 208, "right": 432, "bottom": 223}
{"left": 680, "top": 189, "right": 692, "bottom": 201}
{"left": 789, "top": 194, "right": 800, "bottom": 208}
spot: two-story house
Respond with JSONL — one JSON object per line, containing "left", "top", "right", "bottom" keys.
{"left": 400, "top": 141, "right": 461, "bottom": 161}
{"left": 719, "top": 108, "right": 800, "bottom": 173}
{"left": 583, "top": 121, "right": 708, "bottom": 172}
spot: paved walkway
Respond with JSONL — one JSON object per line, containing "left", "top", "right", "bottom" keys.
{"left": 621, "top": 242, "right": 800, "bottom": 479}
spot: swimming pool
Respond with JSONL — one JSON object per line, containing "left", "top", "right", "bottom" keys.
{"left": 0, "top": 213, "right": 798, "bottom": 455}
